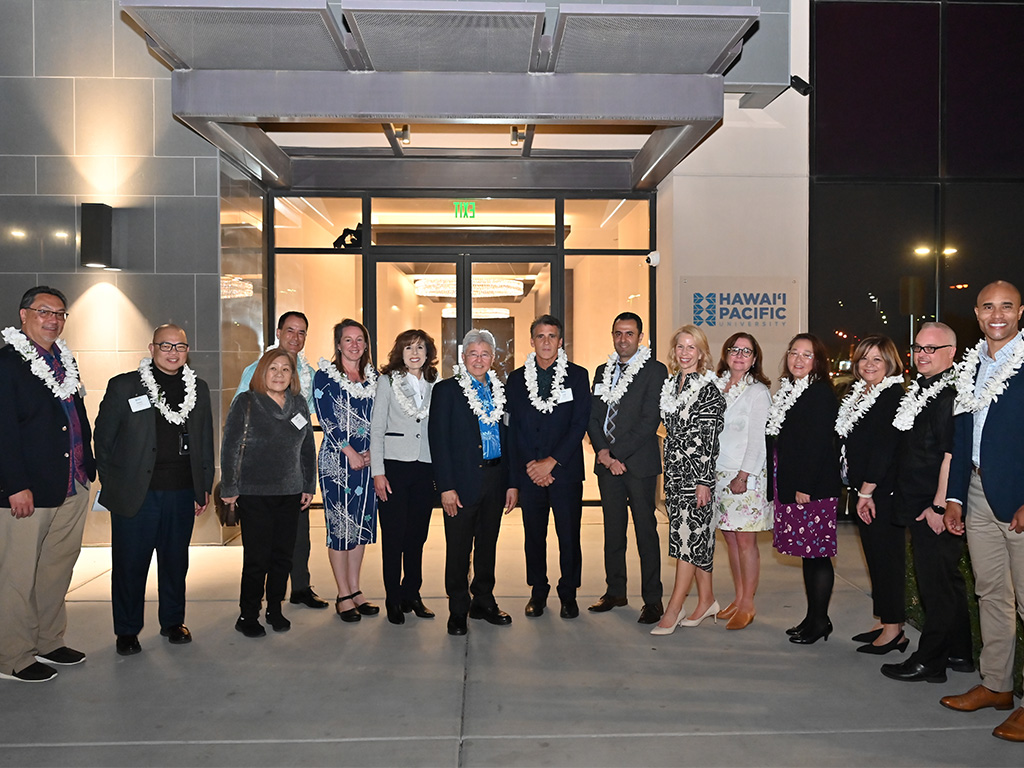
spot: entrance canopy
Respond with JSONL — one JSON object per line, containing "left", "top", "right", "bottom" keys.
{"left": 122, "top": 0, "right": 786, "bottom": 191}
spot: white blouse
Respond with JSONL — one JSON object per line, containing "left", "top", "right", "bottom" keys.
{"left": 716, "top": 379, "right": 771, "bottom": 475}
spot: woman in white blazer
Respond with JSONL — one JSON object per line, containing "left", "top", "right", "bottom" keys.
{"left": 370, "top": 329, "right": 439, "bottom": 625}
{"left": 712, "top": 333, "right": 773, "bottom": 630}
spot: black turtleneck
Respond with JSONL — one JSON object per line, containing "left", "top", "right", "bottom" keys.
{"left": 150, "top": 367, "right": 194, "bottom": 491}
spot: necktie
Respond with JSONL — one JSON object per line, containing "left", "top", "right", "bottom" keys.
{"left": 605, "top": 362, "right": 626, "bottom": 443}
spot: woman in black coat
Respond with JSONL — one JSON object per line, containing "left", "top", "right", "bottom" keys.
{"left": 767, "top": 333, "right": 840, "bottom": 644}
{"left": 836, "top": 335, "right": 907, "bottom": 653}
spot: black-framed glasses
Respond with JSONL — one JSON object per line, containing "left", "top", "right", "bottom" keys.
{"left": 911, "top": 344, "right": 952, "bottom": 354}
{"left": 726, "top": 347, "right": 754, "bottom": 358}
{"left": 156, "top": 342, "right": 190, "bottom": 353}
{"left": 25, "top": 307, "right": 69, "bottom": 321}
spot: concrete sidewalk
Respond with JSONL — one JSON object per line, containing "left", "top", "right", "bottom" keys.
{"left": 0, "top": 511, "right": 1018, "bottom": 767}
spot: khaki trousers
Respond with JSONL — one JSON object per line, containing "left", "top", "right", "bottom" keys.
{"left": 965, "top": 471, "right": 1024, "bottom": 692}
{"left": 0, "top": 482, "right": 89, "bottom": 674}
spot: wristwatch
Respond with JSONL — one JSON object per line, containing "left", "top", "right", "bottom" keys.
{"left": 931, "top": 504, "right": 946, "bottom": 515}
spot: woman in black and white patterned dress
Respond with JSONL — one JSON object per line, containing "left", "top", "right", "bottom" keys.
{"left": 651, "top": 325, "right": 725, "bottom": 635}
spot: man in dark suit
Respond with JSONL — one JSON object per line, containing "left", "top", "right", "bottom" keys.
{"left": 0, "top": 286, "right": 95, "bottom": 683}
{"left": 506, "top": 315, "right": 592, "bottom": 619}
{"left": 587, "top": 312, "right": 668, "bottom": 624}
{"left": 941, "top": 281, "right": 1024, "bottom": 742}
{"left": 429, "top": 329, "right": 518, "bottom": 636}
{"left": 95, "top": 324, "right": 214, "bottom": 656}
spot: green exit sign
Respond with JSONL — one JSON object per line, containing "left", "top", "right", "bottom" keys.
{"left": 453, "top": 200, "right": 476, "bottom": 219}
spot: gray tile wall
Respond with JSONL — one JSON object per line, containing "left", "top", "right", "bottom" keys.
{"left": 0, "top": 1, "right": 227, "bottom": 544}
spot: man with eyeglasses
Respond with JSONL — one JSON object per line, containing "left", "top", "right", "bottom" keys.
{"left": 880, "top": 323, "right": 972, "bottom": 685}
{"left": 233, "top": 311, "right": 328, "bottom": 610}
{"left": 0, "top": 286, "right": 95, "bottom": 683}
{"left": 94, "top": 325, "right": 214, "bottom": 656}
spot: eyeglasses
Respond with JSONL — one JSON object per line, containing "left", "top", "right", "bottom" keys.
{"left": 25, "top": 307, "right": 69, "bottom": 321}
{"left": 155, "top": 342, "right": 190, "bottom": 353}
{"left": 787, "top": 350, "right": 814, "bottom": 360}
{"left": 726, "top": 347, "right": 754, "bottom": 358}
{"left": 911, "top": 344, "right": 952, "bottom": 354}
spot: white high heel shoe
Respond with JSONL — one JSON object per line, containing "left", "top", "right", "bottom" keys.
{"left": 677, "top": 600, "right": 720, "bottom": 628}
{"left": 650, "top": 610, "right": 683, "bottom": 636}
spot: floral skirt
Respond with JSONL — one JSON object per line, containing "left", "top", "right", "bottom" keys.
{"left": 771, "top": 447, "right": 837, "bottom": 558}
{"left": 715, "top": 470, "right": 772, "bottom": 532}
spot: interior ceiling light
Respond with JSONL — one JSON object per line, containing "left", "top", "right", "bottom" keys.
{"left": 415, "top": 276, "right": 524, "bottom": 299}
{"left": 221, "top": 276, "right": 254, "bottom": 300}
{"left": 441, "top": 307, "right": 511, "bottom": 319}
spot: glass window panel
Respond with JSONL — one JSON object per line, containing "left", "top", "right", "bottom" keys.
{"left": 371, "top": 197, "right": 556, "bottom": 247}
{"left": 564, "top": 198, "right": 650, "bottom": 250}
{"left": 470, "top": 262, "right": 552, "bottom": 379}
{"left": 376, "top": 261, "right": 454, "bottom": 377}
{"left": 274, "top": 196, "right": 362, "bottom": 249}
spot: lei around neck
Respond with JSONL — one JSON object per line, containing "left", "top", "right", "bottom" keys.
{"left": 138, "top": 358, "right": 198, "bottom": 425}
{"left": 389, "top": 371, "right": 430, "bottom": 421}
{"left": 953, "top": 335, "right": 1024, "bottom": 415}
{"left": 599, "top": 345, "right": 651, "bottom": 405}
{"left": 765, "top": 375, "right": 813, "bottom": 436}
{"left": 319, "top": 358, "right": 378, "bottom": 399}
{"left": 660, "top": 370, "right": 717, "bottom": 421}
{"left": 834, "top": 375, "right": 904, "bottom": 438}
{"left": 716, "top": 371, "right": 753, "bottom": 409}
{"left": 893, "top": 368, "right": 956, "bottom": 431}
{"left": 455, "top": 367, "right": 506, "bottom": 425}
{"left": 524, "top": 349, "right": 569, "bottom": 413}
{"left": 2, "top": 326, "right": 80, "bottom": 400}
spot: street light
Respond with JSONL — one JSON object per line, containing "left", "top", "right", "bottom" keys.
{"left": 914, "top": 245, "right": 957, "bottom": 321}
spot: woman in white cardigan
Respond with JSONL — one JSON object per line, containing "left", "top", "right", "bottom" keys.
{"left": 713, "top": 333, "right": 773, "bottom": 630}
{"left": 370, "top": 329, "right": 439, "bottom": 625}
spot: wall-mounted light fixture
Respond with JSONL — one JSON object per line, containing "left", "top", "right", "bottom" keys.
{"left": 81, "top": 203, "right": 120, "bottom": 270}
{"left": 510, "top": 126, "right": 522, "bottom": 146}
{"left": 398, "top": 124, "right": 411, "bottom": 145}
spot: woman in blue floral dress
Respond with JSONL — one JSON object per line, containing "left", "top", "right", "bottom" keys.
{"left": 314, "top": 319, "right": 380, "bottom": 623}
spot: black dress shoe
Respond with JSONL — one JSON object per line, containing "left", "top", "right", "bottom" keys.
{"left": 265, "top": 612, "right": 291, "bottom": 632}
{"left": 588, "top": 595, "right": 628, "bottom": 613}
{"left": 851, "top": 627, "right": 884, "bottom": 643}
{"left": 469, "top": 604, "right": 513, "bottom": 625}
{"left": 386, "top": 602, "right": 405, "bottom": 625}
{"left": 160, "top": 624, "right": 192, "bottom": 644}
{"left": 400, "top": 598, "right": 435, "bottom": 619}
{"left": 352, "top": 591, "right": 380, "bottom": 616}
{"left": 637, "top": 602, "right": 664, "bottom": 625}
{"left": 447, "top": 614, "right": 468, "bottom": 636}
{"left": 116, "top": 635, "right": 142, "bottom": 656}
{"left": 560, "top": 598, "right": 580, "bottom": 619}
{"left": 525, "top": 598, "right": 546, "bottom": 617}
{"left": 881, "top": 659, "right": 947, "bottom": 683}
{"left": 234, "top": 617, "right": 267, "bottom": 638}
{"left": 856, "top": 631, "right": 909, "bottom": 655}
{"left": 786, "top": 618, "right": 810, "bottom": 636}
{"left": 290, "top": 588, "right": 329, "bottom": 609}
{"left": 947, "top": 655, "right": 976, "bottom": 673}
{"left": 789, "top": 619, "right": 833, "bottom": 644}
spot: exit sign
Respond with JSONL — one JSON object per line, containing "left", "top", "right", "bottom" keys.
{"left": 453, "top": 200, "right": 476, "bottom": 219}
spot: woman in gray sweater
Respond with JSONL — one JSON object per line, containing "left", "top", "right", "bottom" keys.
{"left": 221, "top": 348, "right": 316, "bottom": 638}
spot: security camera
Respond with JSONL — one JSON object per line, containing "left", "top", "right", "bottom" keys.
{"left": 646, "top": 251, "right": 660, "bottom": 267}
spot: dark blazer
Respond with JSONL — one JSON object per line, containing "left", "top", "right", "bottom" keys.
{"left": 0, "top": 344, "right": 96, "bottom": 508}
{"left": 949, "top": 359, "right": 1024, "bottom": 522}
{"left": 768, "top": 378, "right": 840, "bottom": 503}
{"left": 587, "top": 355, "right": 668, "bottom": 478}
{"left": 506, "top": 360, "right": 591, "bottom": 488}
{"left": 429, "top": 375, "right": 509, "bottom": 505}
{"left": 841, "top": 384, "right": 904, "bottom": 494}
{"left": 94, "top": 370, "right": 215, "bottom": 518}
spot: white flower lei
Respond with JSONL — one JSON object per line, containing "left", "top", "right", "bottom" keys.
{"left": 599, "top": 345, "right": 651, "bottom": 405}
{"left": 319, "top": 358, "right": 378, "bottom": 399}
{"left": 389, "top": 372, "right": 430, "bottom": 421}
{"left": 297, "top": 351, "right": 312, "bottom": 399}
{"left": 138, "top": 357, "right": 197, "bottom": 425}
{"left": 2, "top": 326, "right": 80, "bottom": 400}
{"left": 660, "top": 370, "right": 717, "bottom": 420}
{"left": 765, "top": 375, "right": 813, "bottom": 436}
{"left": 454, "top": 367, "right": 506, "bottom": 425}
{"left": 893, "top": 367, "right": 956, "bottom": 431}
{"left": 953, "top": 336, "right": 1024, "bottom": 415}
{"left": 834, "top": 375, "right": 904, "bottom": 438}
{"left": 716, "top": 371, "right": 752, "bottom": 410}
{"left": 524, "top": 349, "right": 569, "bottom": 413}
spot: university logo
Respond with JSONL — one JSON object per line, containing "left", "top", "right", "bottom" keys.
{"left": 693, "top": 292, "right": 716, "bottom": 327}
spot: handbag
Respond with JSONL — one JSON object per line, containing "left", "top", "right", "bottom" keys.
{"left": 216, "top": 397, "right": 252, "bottom": 527}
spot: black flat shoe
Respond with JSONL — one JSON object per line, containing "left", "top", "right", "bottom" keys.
{"left": 789, "top": 620, "right": 833, "bottom": 645}
{"left": 560, "top": 598, "right": 580, "bottom": 619}
{"left": 447, "top": 614, "right": 468, "bottom": 636}
{"left": 335, "top": 594, "right": 361, "bottom": 623}
{"left": 857, "top": 632, "right": 909, "bottom": 655}
{"left": 469, "top": 604, "right": 512, "bottom": 625}
{"left": 235, "top": 617, "right": 266, "bottom": 638}
{"left": 266, "top": 612, "right": 291, "bottom": 632}
{"left": 386, "top": 602, "right": 405, "bottom": 625}
{"left": 525, "top": 598, "right": 546, "bottom": 618}
{"left": 851, "top": 627, "right": 883, "bottom": 643}
{"left": 116, "top": 635, "right": 141, "bottom": 656}
{"left": 290, "top": 587, "right": 329, "bottom": 609}
{"left": 351, "top": 591, "right": 380, "bottom": 616}
{"left": 400, "top": 598, "right": 435, "bottom": 619}
{"left": 881, "top": 660, "right": 947, "bottom": 683}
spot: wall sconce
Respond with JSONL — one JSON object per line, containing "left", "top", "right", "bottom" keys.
{"left": 510, "top": 126, "right": 522, "bottom": 146}
{"left": 80, "top": 203, "right": 122, "bottom": 271}
{"left": 398, "top": 124, "right": 411, "bottom": 145}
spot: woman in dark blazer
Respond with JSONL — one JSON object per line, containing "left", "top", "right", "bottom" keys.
{"left": 767, "top": 333, "right": 840, "bottom": 644}
{"left": 837, "top": 335, "right": 907, "bottom": 653}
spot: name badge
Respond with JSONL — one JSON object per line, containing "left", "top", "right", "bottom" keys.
{"left": 558, "top": 388, "right": 574, "bottom": 404}
{"left": 503, "top": 413, "right": 510, "bottom": 427}
{"left": 594, "top": 383, "right": 606, "bottom": 396}
{"left": 129, "top": 395, "right": 151, "bottom": 412}
{"left": 291, "top": 413, "right": 308, "bottom": 430}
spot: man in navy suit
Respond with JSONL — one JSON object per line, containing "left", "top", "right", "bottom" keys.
{"left": 506, "top": 316, "right": 592, "bottom": 619}
{"left": 430, "top": 329, "right": 519, "bottom": 636}
{"left": 941, "top": 280, "right": 1024, "bottom": 742}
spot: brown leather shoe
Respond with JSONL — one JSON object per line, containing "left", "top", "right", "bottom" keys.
{"left": 726, "top": 609, "right": 755, "bottom": 630}
{"left": 716, "top": 601, "right": 738, "bottom": 620}
{"left": 588, "top": 595, "right": 628, "bottom": 613}
{"left": 940, "top": 685, "right": 1014, "bottom": 712}
{"left": 993, "top": 707, "right": 1024, "bottom": 742}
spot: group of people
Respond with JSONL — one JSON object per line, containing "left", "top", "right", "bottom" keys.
{"left": 1, "top": 281, "right": 1022, "bottom": 744}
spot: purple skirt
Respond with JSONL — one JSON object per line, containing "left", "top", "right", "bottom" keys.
{"left": 771, "top": 447, "right": 838, "bottom": 558}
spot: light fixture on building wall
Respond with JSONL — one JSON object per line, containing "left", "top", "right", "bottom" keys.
{"left": 398, "top": 124, "right": 411, "bottom": 145}
{"left": 80, "top": 203, "right": 122, "bottom": 270}
{"left": 510, "top": 126, "right": 522, "bottom": 146}
{"left": 414, "top": 276, "right": 524, "bottom": 299}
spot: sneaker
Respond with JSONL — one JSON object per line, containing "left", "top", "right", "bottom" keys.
{"left": 0, "top": 661, "right": 58, "bottom": 682}
{"left": 35, "top": 646, "right": 86, "bottom": 666}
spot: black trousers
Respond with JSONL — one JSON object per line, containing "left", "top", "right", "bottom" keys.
{"left": 908, "top": 516, "right": 973, "bottom": 668}
{"left": 443, "top": 464, "right": 504, "bottom": 616}
{"left": 289, "top": 507, "right": 311, "bottom": 595}
{"left": 238, "top": 494, "right": 300, "bottom": 620}
{"left": 379, "top": 459, "right": 436, "bottom": 604}
{"left": 852, "top": 490, "right": 906, "bottom": 624}
{"left": 521, "top": 479, "right": 583, "bottom": 601}
{"left": 595, "top": 467, "right": 663, "bottom": 605}
{"left": 110, "top": 488, "right": 196, "bottom": 635}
